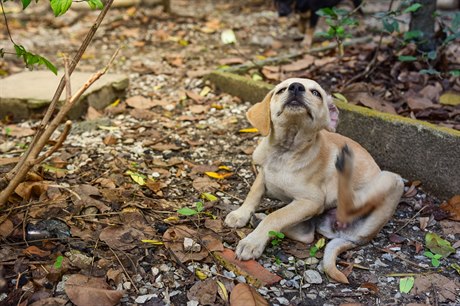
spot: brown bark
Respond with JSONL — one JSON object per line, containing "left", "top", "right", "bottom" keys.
{"left": 409, "top": 0, "right": 437, "bottom": 52}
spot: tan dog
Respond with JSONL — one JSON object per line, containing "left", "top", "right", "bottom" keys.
{"left": 225, "top": 78, "right": 403, "bottom": 283}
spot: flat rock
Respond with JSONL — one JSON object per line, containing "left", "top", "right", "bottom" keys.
{"left": 303, "top": 270, "right": 323, "bottom": 284}
{"left": 0, "top": 71, "right": 129, "bottom": 120}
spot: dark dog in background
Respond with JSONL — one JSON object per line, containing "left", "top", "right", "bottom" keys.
{"left": 274, "top": 0, "right": 362, "bottom": 46}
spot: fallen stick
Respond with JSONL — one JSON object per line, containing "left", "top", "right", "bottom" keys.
{"left": 220, "top": 36, "right": 373, "bottom": 74}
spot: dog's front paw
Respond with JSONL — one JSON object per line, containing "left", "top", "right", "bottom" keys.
{"left": 225, "top": 209, "right": 251, "bottom": 228}
{"left": 235, "top": 234, "right": 266, "bottom": 260}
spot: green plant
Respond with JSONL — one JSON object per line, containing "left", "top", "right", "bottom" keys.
{"left": 316, "top": 7, "right": 359, "bottom": 57}
{"left": 423, "top": 251, "right": 442, "bottom": 267}
{"left": 309, "top": 237, "right": 325, "bottom": 257}
{"left": 0, "top": 0, "right": 104, "bottom": 74}
{"left": 177, "top": 201, "right": 204, "bottom": 216}
{"left": 268, "top": 230, "right": 285, "bottom": 247}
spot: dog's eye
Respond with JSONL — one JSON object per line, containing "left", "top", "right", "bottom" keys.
{"left": 311, "top": 89, "right": 322, "bottom": 98}
{"left": 276, "top": 87, "right": 287, "bottom": 95}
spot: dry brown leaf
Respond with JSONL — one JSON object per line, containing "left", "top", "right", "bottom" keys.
{"left": 359, "top": 282, "right": 379, "bottom": 294}
{"left": 412, "top": 274, "right": 459, "bottom": 303}
{"left": 218, "top": 57, "right": 245, "bottom": 65}
{"left": 419, "top": 216, "right": 430, "bottom": 230}
{"left": 357, "top": 93, "right": 397, "bottom": 114}
{"left": 189, "top": 105, "right": 209, "bottom": 114}
{"left": 281, "top": 55, "right": 315, "bottom": 72}
{"left": 99, "top": 225, "right": 146, "bottom": 250}
{"left": 126, "top": 96, "right": 157, "bottom": 109}
{"left": 261, "top": 66, "right": 281, "bottom": 81}
{"left": 72, "top": 185, "right": 110, "bottom": 213}
{"left": 150, "top": 143, "right": 181, "bottom": 151}
{"left": 15, "top": 181, "right": 49, "bottom": 200}
{"left": 3, "top": 124, "right": 35, "bottom": 137}
{"left": 229, "top": 283, "right": 268, "bottom": 306}
{"left": 407, "top": 96, "right": 434, "bottom": 111}
{"left": 86, "top": 106, "right": 102, "bottom": 120}
{"left": 29, "top": 297, "right": 68, "bottom": 306}
{"left": 313, "top": 57, "right": 336, "bottom": 66}
{"left": 103, "top": 134, "right": 118, "bottom": 146}
{"left": 0, "top": 219, "right": 14, "bottom": 238}
{"left": 187, "top": 279, "right": 218, "bottom": 305}
{"left": 94, "top": 178, "right": 116, "bottom": 189}
{"left": 106, "top": 268, "right": 123, "bottom": 285}
{"left": 186, "top": 90, "right": 204, "bottom": 103}
{"left": 65, "top": 274, "right": 124, "bottom": 306}
{"left": 440, "top": 195, "right": 460, "bottom": 221}
{"left": 192, "top": 177, "right": 220, "bottom": 192}
{"left": 23, "top": 246, "right": 51, "bottom": 258}
{"left": 204, "top": 219, "right": 223, "bottom": 233}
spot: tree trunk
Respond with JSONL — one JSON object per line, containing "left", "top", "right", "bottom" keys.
{"left": 409, "top": 0, "right": 437, "bottom": 52}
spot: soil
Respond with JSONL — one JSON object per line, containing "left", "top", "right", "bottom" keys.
{"left": 0, "top": 0, "right": 459, "bottom": 305}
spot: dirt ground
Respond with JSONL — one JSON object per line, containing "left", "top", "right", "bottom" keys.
{"left": 0, "top": 0, "right": 459, "bottom": 305}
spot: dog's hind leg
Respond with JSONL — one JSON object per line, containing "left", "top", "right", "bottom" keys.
{"left": 283, "top": 220, "right": 315, "bottom": 244}
{"left": 335, "top": 145, "right": 404, "bottom": 224}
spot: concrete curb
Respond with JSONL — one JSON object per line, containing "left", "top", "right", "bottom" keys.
{"left": 0, "top": 71, "right": 129, "bottom": 120}
{"left": 207, "top": 71, "right": 460, "bottom": 200}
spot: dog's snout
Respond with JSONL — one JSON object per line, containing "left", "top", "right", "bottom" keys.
{"left": 288, "top": 82, "right": 305, "bottom": 95}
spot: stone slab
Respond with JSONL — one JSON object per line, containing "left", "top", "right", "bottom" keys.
{"left": 0, "top": 71, "right": 129, "bottom": 120}
{"left": 207, "top": 71, "right": 460, "bottom": 200}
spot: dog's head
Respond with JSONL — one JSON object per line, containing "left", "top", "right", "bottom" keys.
{"left": 246, "top": 78, "right": 339, "bottom": 136}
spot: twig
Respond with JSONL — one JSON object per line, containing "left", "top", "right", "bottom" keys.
{"left": 34, "top": 120, "right": 72, "bottom": 164}
{"left": 376, "top": 247, "right": 428, "bottom": 269}
{"left": 393, "top": 204, "right": 429, "bottom": 234}
{"left": 2, "top": 0, "right": 115, "bottom": 191}
{"left": 221, "top": 36, "right": 372, "bottom": 74}
{"left": 109, "top": 246, "right": 140, "bottom": 293}
{"left": 0, "top": 47, "right": 120, "bottom": 207}
{"left": 0, "top": 1, "right": 17, "bottom": 45}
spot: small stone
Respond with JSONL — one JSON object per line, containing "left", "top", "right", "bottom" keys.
{"left": 382, "top": 253, "right": 394, "bottom": 262}
{"left": 279, "top": 270, "right": 295, "bottom": 279}
{"left": 276, "top": 297, "right": 290, "bottom": 305}
{"left": 223, "top": 270, "right": 235, "bottom": 278}
{"left": 135, "top": 294, "right": 157, "bottom": 304}
{"left": 236, "top": 276, "right": 246, "bottom": 283}
{"left": 303, "top": 270, "right": 323, "bottom": 284}
{"left": 159, "top": 264, "right": 169, "bottom": 272}
{"left": 151, "top": 267, "right": 160, "bottom": 276}
{"left": 123, "top": 282, "right": 131, "bottom": 290}
{"left": 306, "top": 293, "right": 317, "bottom": 299}
{"left": 183, "top": 237, "right": 201, "bottom": 252}
{"left": 295, "top": 260, "right": 305, "bottom": 268}
{"left": 305, "top": 257, "right": 319, "bottom": 265}
{"left": 139, "top": 287, "right": 148, "bottom": 295}
{"left": 187, "top": 301, "right": 199, "bottom": 306}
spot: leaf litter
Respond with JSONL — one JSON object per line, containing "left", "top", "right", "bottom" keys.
{"left": 0, "top": 0, "right": 459, "bottom": 305}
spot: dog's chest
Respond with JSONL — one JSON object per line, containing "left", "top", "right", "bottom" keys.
{"left": 262, "top": 155, "right": 312, "bottom": 201}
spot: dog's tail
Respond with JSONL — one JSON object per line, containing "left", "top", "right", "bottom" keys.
{"left": 323, "top": 238, "right": 357, "bottom": 284}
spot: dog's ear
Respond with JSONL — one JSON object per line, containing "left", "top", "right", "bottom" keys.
{"left": 246, "top": 90, "right": 274, "bottom": 137}
{"left": 326, "top": 96, "right": 339, "bottom": 132}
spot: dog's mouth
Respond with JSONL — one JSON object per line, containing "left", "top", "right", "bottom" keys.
{"left": 277, "top": 97, "right": 313, "bottom": 119}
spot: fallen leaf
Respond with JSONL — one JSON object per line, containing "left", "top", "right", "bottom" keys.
{"left": 29, "top": 298, "right": 68, "bottom": 306}
{"left": 425, "top": 232, "right": 455, "bottom": 258}
{"left": 440, "top": 195, "right": 460, "bottom": 221}
{"left": 205, "top": 172, "right": 233, "bottom": 180}
{"left": 412, "top": 274, "right": 459, "bottom": 302}
{"left": 389, "top": 233, "right": 406, "bottom": 244}
{"left": 190, "top": 105, "right": 209, "bottom": 114}
{"left": 214, "top": 248, "right": 282, "bottom": 287}
{"left": 15, "top": 181, "right": 49, "bottom": 200}
{"left": 229, "top": 283, "right": 269, "bottom": 306}
{"left": 399, "top": 277, "right": 415, "bottom": 293}
{"left": 0, "top": 219, "right": 14, "bottom": 238}
{"left": 65, "top": 274, "right": 124, "bottom": 306}
{"left": 125, "top": 170, "right": 146, "bottom": 186}
{"left": 86, "top": 106, "right": 102, "bottom": 120}
{"left": 407, "top": 96, "right": 434, "bottom": 111}
{"left": 204, "top": 219, "right": 223, "bottom": 233}
{"left": 419, "top": 216, "right": 429, "bottom": 230}
{"left": 103, "top": 134, "right": 118, "bottom": 146}
{"left": 187, "top": 279, "right": 217, "bottom": 305}
{"left": 281, "top": 55, "right": 315, "bottom": 72}
{"left": 439, "top": 91, "right": 460, "bottom": 106}
{"left": 359, "top": 282, "right": 379, "bottom": 294}
{"left": 185, "top": 90, "right": 204, "bottom": 103}
{"left": 99, "top": 226, "right": 147, "bottom": 250}
{"left": 23, "top": 246, "right": 51, "bottom": 258}
{"left": 126, "top": 96, "right": 157, "bottom": 109}
{"left": 192, "top": 177, "right": 220, "bottom": 192}
{"left": 239, "top": 128, "right": 258, "bottom": 133}
{"left": 216, "top": 280, "right": 229, "bottom": 303}
{"left": 218, "top": 57, "right": 245, "bottom": 65}
{"left": 195, "top": 269, "right": 207, "bottom": 280}
{"left": 3, "top": 124, "right": 35, "bottom": 137}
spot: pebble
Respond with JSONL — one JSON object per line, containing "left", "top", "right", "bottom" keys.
{"left": 123, "top": 282, "right": 132, "bottom": 290}
{"left": 139, "top": 287, "right": 148, "bottom": 295}
{"left": 306, "top": 293, "right": 317, "bottom": 299}
{"left": 151, "top": 267, "right": 160, "bottom": 276}
{"left": 135, "top": 294, "right": 157, "bottom": 304}
{"left": 159, "top": 263, "right": 169, "bottom": 272}
{"left": 223, "top": 270, "right": 236, "bottom": 278}
{"left": 236, "top": 276, "right": 246, "bottom": 283}
{"left": 305, "top": 257, "right": 319, "bottom": 265}
{"left": 276, "top": 297, "right": 290, "bottom": 305}
{"left": 382, "top": 253, "right": 394, "bottom": 262}
{"left": 279, "top": 270, "right": 295, "bottom": 279}
{"left": 183, "top": 237, "right": 201, "bottom": 252}
{"left": 303, "top": 269, "right": 323, "bottom": 284}
{"left": 187, "top": 301, "right": 199, "bottom": 306}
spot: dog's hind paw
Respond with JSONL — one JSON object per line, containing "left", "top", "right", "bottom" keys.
{"left": 335, "top": 144, "right": 353, "bottom": 173}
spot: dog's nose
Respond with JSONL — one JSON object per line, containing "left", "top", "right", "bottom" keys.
{"left": 288, "top": 82, "right": 305, "bottom": 95}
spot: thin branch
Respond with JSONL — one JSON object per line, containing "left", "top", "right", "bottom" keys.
{"left": 5, "top": 0, "right": 115, "bottom": 183}
{"left": 34, "top": 120, "right": 72, "bottom": 164}
{"left": 0, "top": 0, "right": 17, "bottom": 45}
{"left": 109, "top": 246, "right": 140, "bottom": 293}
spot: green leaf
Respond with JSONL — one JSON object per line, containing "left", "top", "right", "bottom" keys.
{"left": 38, "top": 56, "right": 58, "bottom": 75}
{"left": 87, "top": 0, "right": 104, "bottom": 10}
{"left": 54, "top": 255, "right": 64, "bottom": 269}
{"left": 451, "top": 263, "right": 460, "bottom": 275}
{"left": 309, "top": 246, "right": 318, "bottom": 257}
{"left": 426, "top": 50, "right": 437, "bottom": 60}
{"left": 268, "top": 230, "right": 284, "bottom": 239}
{"left": 125, "top": 170, "right": 146, "bottom": 186}
{"left": 333, "top": 7, "right": 348, "bottom": 16}
{"left": 201, "top": 193, "right": 218, "bottom": 202}
{"left": 425, "top": 232, "right": 455, "bottom": 258}
{"left": 177, "top": 207, "right": 198, "bottom": 216}
{"left": 333, "top": 92, "right": 348, "bottom": 103}
{"left": 315, "top": 237, "right": 325, "bottom": 249}
{"left": 398, "top": 55, "right": 417, "bottom": 62}
{"left": 399, "top": 277, "right": 414, "bottom": 293}
{"left": 403, "top": 30, "right": 423, "bottom": 41}
{"left": 403, "top": 3, "right": 422, "bottom": 13}
{"left": 21, "top": 0, "right": 32, "bottom": 9}
{"left": 316, "top": 7, "right": 335, "bottom": 17}
{"left": 419, "top": 69, "right": 439, "bottom": 75}
{"left": 432, "top": 258, "right": 440, "bottom": 267}
{"left": 449, "top": 70, "right": 460, "bottom": 77}
{"left": 50, "top": 0, "right": 73, "bottom": 17}
{"left": 423, "top": 251, "right": 434, "bottom": 259}
{"left": 195, "top": 201, "right": 204, "bottom": 212}
{"left": 252, "top": 73, "right": 263, "bottom": 81}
